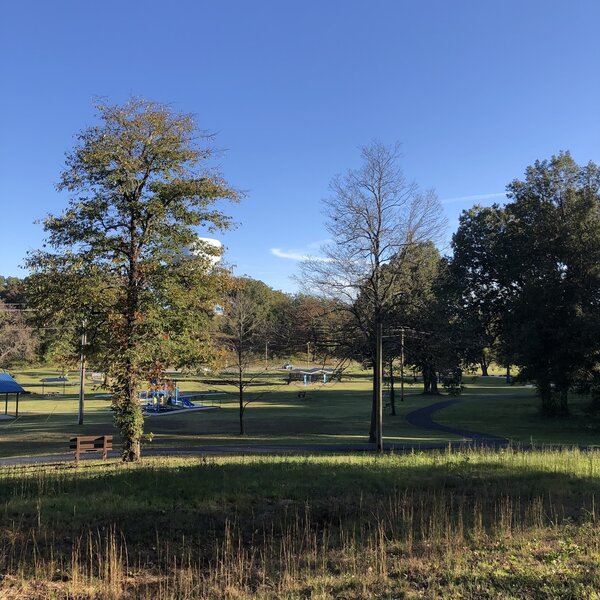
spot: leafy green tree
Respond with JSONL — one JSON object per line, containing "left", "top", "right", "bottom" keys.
{"left": 502, "top": 152, "right": 600, "bottom": 415}
{"left": 268, "top": 294, "right": 343, "bottom": 367}
{"left": 384, "top": 242, "right": 461, "bottom": 396}
{"left": 0, "top": 277, "right": 26, "bottom": 305}
{"left": 26, "top": 98, "right": 238, "bottom": 460}
{"left": 447, "top": 205, "right": 509, "bottom": 375}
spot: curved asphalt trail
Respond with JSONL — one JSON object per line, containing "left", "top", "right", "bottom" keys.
{"left": 405, "top": 395, "right": 508, "bottom": 447}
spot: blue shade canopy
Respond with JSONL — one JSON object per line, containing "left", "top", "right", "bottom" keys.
{"left": 0, "top": 373, "right": 25, "bottom": 394}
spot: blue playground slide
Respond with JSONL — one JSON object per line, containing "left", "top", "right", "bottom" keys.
{"left": 179, "top": 397, "right": 197, "bottom": 408}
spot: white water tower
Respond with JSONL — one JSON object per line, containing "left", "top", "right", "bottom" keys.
{"left": 184, "top": 236, "right": 223, "bottom": 266}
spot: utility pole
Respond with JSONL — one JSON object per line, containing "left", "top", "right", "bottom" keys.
{"left": 400, "top": 326, "right": 405, "bottom": 403}
{"left": 307, "top": 341, "right": 310, "bottom": 369}
{"left": 389, "top": 358, "right": 396, "bottom": 415}
{"left": 78, "top": 318, "right": 87, "bottom": 426}
{"left": 375, "top": 315, "right": 383, "bottom": 452}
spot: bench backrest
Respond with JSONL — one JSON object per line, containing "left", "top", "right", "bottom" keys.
{"left": 69, "top": 435, "right": 113, "bottom": 450}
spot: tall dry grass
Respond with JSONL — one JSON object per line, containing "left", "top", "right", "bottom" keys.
{"left": 0, "top": 448, "right": 599, "bottom": 598}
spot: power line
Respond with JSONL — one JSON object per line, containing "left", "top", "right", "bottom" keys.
{"left": 0, "top": 327, "right": 74, "bottom": 331}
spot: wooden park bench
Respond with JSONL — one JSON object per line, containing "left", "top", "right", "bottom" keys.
{"left": 70, "top": 435, "right": 113, "bottom": 462}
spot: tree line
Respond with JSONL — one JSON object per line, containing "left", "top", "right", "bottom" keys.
{"left": 2, "top": 98, "right": 599, "bottom": 459}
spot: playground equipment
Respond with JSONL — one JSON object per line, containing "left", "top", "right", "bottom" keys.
{"left": 140, "top": 379, "right": 223, "bottom": 413}
{"left": 140, "top": 380, "right": 182, "bottom": 413}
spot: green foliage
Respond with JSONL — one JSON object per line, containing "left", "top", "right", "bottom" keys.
{"left": 447, "top": 204, "right": 508, "bottom": 374}
{"left": 386, "top": 242, "right": 452, "bottom": 392}
{"left": 446, "top": 153, "right": 600, "bottom": 416}
{"left": 218, "top": 277, "right": 289, "bottom": 434}
{"left": 503, "top": 153, "right": 600, "bottom": 415}
{"left": 112, "top": 395, "right": 144, "bottom": 460}
{"left": 441, "top": 374, "right": 464, "bottom": 396}
{"left": 0, "top": 300, "right": 37, "bottom": 368}
{"left": 0, "top": 276, "right": 26, "bottom": 305}
{"left": 26, "top": 98, "right": 238, "bottom": 460}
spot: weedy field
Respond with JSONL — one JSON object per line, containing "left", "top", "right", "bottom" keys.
{"left": 1, "top": 448, "right": 600, "bottom": 599}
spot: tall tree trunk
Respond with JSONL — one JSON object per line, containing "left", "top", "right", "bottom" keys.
{"left": 422, "top": 367, "right": 431, "bottom": 394}
{"left": 239, "top": 354, "right": 245, "bottom": 435}
{"left": 116, "top": 245, "right": 143, "bottom": 462}
{"left": 389, "top": 359, "right": 396, "bottom": 416}
{"left": 557, "top": 386, "right": 569, "bottom": 417}
{"left": 239, "top": 389, "right": 244, "bottom": 435}
{"left": 422, "top": 365, "right": 439, "bottom": 395}
{"left": 120, "top": 368, "right": 142, "bottom": 462}
{"left": 538, "top": 378, "right": 553, "bottom": 416}
{"left": 429, "top": 370, "right": 439, "bottom": 394}
{"left": 375, "top": 314, "right": 383, "bottom": 452}
{"left": 480, "top": 351, "right": 489, "bottom": 376}
{"left": 369, "top": 360, "right": 377, "bottom": 442}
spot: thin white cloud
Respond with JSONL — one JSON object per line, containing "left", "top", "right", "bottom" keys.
{"left": 271, "top": 248, "right": 308, "bottom": 261}
{"left": 306, "top": 239, "right": 330, "bottom": 250}
{"left": 270, "top": 247, "right": 331, "bottom": 262}
{"left": 441, "top": 192, "right": 506, "bottom": 205}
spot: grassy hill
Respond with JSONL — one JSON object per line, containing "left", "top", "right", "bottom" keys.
{"left": 1, "top": 449, "right": 600, "bottom": 598}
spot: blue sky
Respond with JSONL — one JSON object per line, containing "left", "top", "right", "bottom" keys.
{"left": 1, "top": 1, "right": 599, "bottom": 292}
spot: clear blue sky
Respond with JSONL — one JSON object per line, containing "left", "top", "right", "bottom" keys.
{"left": 1, "top": 0, "right": 599, "bottom": 292}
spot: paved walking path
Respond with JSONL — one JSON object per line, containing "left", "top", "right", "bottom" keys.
{"left": 405, "top": 396, "right": 508, "bottom": 446}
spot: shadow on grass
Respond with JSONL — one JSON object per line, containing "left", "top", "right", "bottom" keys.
{"left": 1, "top": 454, "right": 599, "bottom": 551}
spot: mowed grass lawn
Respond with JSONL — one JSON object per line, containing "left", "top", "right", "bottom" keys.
{"left": 2, "top": 449, "right": 600, "bottom": 598}
{"left": 439, "top": 376, "right": 600, "bottom": 446}
{"left": 0, "top": 367, "right": 457, "bottom": 458}
{"left": 1, "top": 367, "right": 599, "bottom": 458}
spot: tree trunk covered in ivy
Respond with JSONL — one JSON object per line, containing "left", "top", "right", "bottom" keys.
{"left": 26, "top": 98, "right": 238, "bottom": 461}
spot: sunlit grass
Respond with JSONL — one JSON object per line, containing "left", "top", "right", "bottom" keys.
{"left": 4, "top": 367, "right": 600, "bottom": 459}
{"left": 1, "top": 367, "right": 463, "bottom": 457}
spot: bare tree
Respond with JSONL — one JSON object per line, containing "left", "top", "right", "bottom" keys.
{"left": 219, "top": 279, "right": 270, "bottom": 435}
{"left": 300, "top": 141, "right": 446, "bottom": 451}
{"left": 0, "top": 302, "right": 37, "bottom": 368}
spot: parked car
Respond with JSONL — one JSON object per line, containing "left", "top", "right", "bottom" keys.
{"left": 283, "top": 363, "right": 294, "bottom": 370}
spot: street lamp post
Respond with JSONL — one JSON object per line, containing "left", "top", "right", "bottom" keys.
{"left": 375, "top": 314, "right": 383, "bottom": 452}
{"left": 78, "top": 318, "right": 87, "bottom": 426}
{"left": 400, "top": 326, "right": 405, "bottom": 402}
{"left": 265, "top": 340, "right": 269, "bottom": 370}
